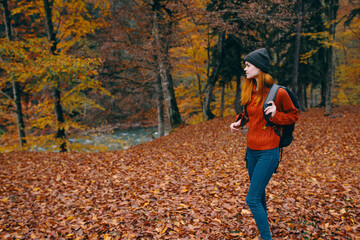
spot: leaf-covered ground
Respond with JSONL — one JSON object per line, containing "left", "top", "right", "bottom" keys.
{"left": 1, "top": 106, "right": 359, "bottom": 239}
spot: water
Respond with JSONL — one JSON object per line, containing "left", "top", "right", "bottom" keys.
{"left": 67, "top": 126, "right": 168, "bottom": 152}
{"left": 27, "top": 126, "right": 169, "bottom": 152}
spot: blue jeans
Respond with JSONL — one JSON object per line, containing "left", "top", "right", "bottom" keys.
{"left": 246, "top": 147, "right": 279, "bottom": 240}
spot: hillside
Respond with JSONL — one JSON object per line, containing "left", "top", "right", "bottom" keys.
{"left": 0, "top": 106, "right": 359, "bottom": 239}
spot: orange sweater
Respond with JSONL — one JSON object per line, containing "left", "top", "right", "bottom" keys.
{"left": 237, "top": 87, "right": 299, "bottom": 150}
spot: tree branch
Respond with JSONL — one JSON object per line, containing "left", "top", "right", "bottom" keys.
{"left": 0, "top": 90, "right": 12, "bottom": 100}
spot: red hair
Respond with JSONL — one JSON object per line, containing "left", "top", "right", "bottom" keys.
{"left": 241, "top": 71, "right": 274, "bottom": 106}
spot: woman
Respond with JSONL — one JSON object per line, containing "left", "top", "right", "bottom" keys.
{"left": 230, "top": 48, "right": 299, "bottom": 240}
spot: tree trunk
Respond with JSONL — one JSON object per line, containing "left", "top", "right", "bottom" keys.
{"left": 319, "top": 47, "right": 327, "bottom": 107}
{"left": 43, "top": 0, "right": 67, "bottom": 151}
{"left": 156, "top": 74, "right": 165, "bottom": 137}
{"left": 234, "top": 49, "right": 242, "bottom": 114}
{"left": 43, "top": 0, "right": 58, "bottom": 54}
{"left": 52, "top": 86, "right": 66, "bottom": 152}
{"left": 303, "top": 83, "right": 308, "bottom": 109}
{"left": 2, "top": 0, "right": 27, "bottom": 147}
{"left": 12, "top": 81, "right": 26, "bottom": 147}
{"left": 2, "top": 0, "right": 13, "bottom": 41}
{"left": 325, "top": 46, "right": 334, "bottom": 115}
{"left": 320, "top": 78, "right": 326, "bottom": 107}
{"left": 292, "top": 0, "right": 302, "bottom": 102}
{"left": 196, "top": 73, "right": 204, "bottom": 120}
{"left": 220, "top": 84, "right": 225, "bottom": 117}
{"left": 163, "top": 67, "right": 182, "bottom": 128}
{"left": 297, "top": 82, "right": 304, "bottom": 110}
{"left": 325, "top": 0, "right": 338, "bottom": 116}
{"left": 151, "top": 1, "right": 182, "bottom": 129}
{"left": 203, "top": 31, "right": 225, "bottom": 120}
{"left": 234, "top": 72, "right": 242, "bottom": 114}
{"left": 310, "top": 84, "right": 315, "bottom": 107}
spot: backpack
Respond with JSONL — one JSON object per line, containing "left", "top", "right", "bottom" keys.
{"left": 263, "top": 84, "right": 300, "bottom": 148}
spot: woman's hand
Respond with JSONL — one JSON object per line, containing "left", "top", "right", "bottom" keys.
{"left": 264, "top": 101, "right": 276, "bottom": 117}
{"left": 230, "top": 120, "right": 241, "bottom": 133}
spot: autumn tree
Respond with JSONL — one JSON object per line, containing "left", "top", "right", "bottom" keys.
{"left": 0, "top": 0, "right": 111, "bottom": 151}
{"left": 96, "top": 0, "right": 183, "bottom": 133}
{"left": 42, "top": 0, "right": 67, "bottom": 151}
{"left": 0, "top": 0, "right": 26, "bottom": 147}
{"left": 39, "top": 0, "right": 109, "bottom": 151}
{"left": 170, "top": 1, "right": 215, "bottom": 123}
{"left": 95, "top": 0, "right": 156, "bottom": 128}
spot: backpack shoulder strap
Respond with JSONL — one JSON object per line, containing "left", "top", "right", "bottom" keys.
{"left": 241, "top": 104, "right": 249, "bottom": 127}
{"left": 263, "top": 84, "right": 280, "bottom": 124}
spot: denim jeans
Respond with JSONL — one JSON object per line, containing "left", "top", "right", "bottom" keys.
{"left": 246, "top": 147, "right": 279, "bottom": 240}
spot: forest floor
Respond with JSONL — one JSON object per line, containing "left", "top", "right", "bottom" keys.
{"left": 0, "top": 106, "right": 359, "bottom": 240}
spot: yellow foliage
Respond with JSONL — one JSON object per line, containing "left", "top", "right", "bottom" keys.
{"left": 170, "top": 4, "right": 224, "bottom": 124}
{"left": 0, "top": 0, "right": 119, "bottom": 153}
{"left": 300, "top": 49, "right": 319, "bottom": 64}
{"left": 333, "top": 17, "right": 360, "bottom": 105}
{"left": 172, "top": 11, "right": 237, "bottom": 122}
{"left": 175, "top": 82, "right": 203, "bottom": 123}
{"left": 211, "top": 85, "right": 237, "bottom": 117}
{"left": 175, "top": 81, "right": 237, "bottom": 124}
{"left": 11, "top": 0, "right": 110, "bottom": 52}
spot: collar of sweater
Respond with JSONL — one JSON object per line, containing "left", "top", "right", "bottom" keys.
{"left": 252, "top": 85, "right": 270, "bottom": 94}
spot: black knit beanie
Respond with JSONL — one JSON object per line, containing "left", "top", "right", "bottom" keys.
{"left": 244, "top": 48, "right": 270, "bottom": 73}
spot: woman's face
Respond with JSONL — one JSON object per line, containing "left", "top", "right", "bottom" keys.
{"left": 244, "top": 61, "right": 260, "bottom": 80}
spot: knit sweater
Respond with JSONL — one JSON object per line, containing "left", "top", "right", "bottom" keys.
{"left": 237, "top": 87, "right": 299, "bottom": 150}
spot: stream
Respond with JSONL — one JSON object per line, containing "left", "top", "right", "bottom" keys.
{"left": 30, "top": 126, "right": 169, "bottom": 152}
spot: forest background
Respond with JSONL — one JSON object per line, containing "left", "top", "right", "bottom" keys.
{"left": 0, "top": 0, "right": 359, "bottom": 152}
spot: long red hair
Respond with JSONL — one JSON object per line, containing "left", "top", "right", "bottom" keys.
{"left": 241, "top": 71, "right": 274, "bottom": 106}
